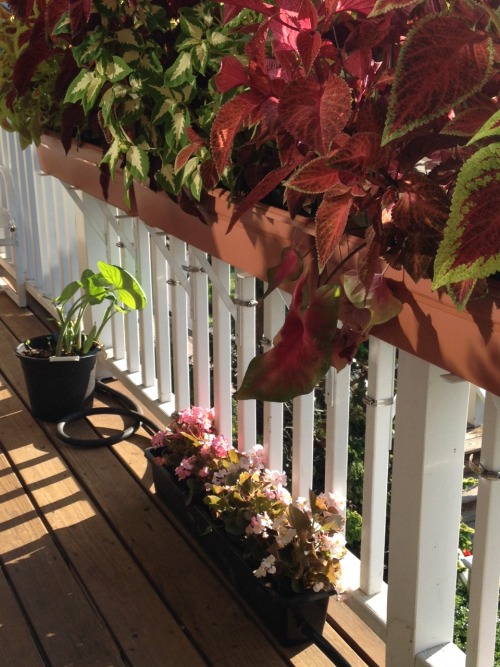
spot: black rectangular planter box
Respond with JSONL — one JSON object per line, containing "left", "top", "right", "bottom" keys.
{"left": 145, "top": 448, "right": 332, "bottom": 647}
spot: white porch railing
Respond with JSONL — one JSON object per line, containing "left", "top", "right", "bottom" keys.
{"left": 0, "top": 130, "right": 498, "bottom": 667}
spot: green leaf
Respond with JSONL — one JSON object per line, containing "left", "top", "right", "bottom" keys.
{"left": 97, "top": 262, "right": 147, "bottom": 310}
{"left": 433, "top": 143, "right": 500, "bottom": 296}
{"left": 468, "top": 110, "right": 500, "bottom": 146}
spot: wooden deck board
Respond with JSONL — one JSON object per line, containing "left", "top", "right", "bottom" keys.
{"left": 0, "top": 292, "right": 384, "bottom": 667}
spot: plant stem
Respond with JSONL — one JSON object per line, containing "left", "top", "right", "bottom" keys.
{"left": 324, "top": 241, "right": 367, "bottom": 284}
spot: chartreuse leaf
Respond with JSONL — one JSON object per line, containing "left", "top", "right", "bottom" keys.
{"left": 468, "top": 110, "right": 500, "bottom": 146}
{"left": 97, "top": 261, "right": 147, "bottom": 310}
{"left": 382, "top": 15, "right": 493, "bottom": 145}
{"left": 432, "top": 143, "right": 500, "bottom": 302}
{"left": 234, "top": 277, "right": 340, "bottom": 402}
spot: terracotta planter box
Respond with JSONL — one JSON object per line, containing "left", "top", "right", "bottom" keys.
{"left": 36, "top": 131, "right": 137, "bottom": 215}
{"left": 145, "top": 448, "right": 333, "bottom": 647}
{"left": 136, "top": 184, "right": 500, "bottom": 395}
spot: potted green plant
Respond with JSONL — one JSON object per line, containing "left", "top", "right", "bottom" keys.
{"left": 15, "top": 261, "right": 146, "bottom": 422}
{"left": 145, "top": 405, "right": 346, "bottom": 646}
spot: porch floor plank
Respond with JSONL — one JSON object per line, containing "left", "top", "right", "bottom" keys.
{"left": 0, "top": 292, "right": 384, "bottom": 667}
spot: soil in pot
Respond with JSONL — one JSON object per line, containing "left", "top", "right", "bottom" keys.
{"left": 16, "top": 334, "right": 100, "bottom": 422}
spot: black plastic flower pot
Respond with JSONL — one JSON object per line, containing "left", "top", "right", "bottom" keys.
{"left": 145, "top": 448, "right": 333, "bottom": 647}
{"left": 15, "top": 334, "right": 100, "bottom": 422}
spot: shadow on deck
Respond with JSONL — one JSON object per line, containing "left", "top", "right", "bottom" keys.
{"left": 0, "top": 291, "right": 385, "bottom": 667}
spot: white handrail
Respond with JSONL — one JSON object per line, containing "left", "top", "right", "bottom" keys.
{"left": 2, "top": 128, "right": 498, "bottom": 667}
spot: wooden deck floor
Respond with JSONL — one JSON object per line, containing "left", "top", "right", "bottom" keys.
{"left": 0, "top": 291, "right": 385, "bottom": 667}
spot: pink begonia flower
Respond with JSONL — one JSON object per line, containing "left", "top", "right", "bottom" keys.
{"left": 248, "top": 444, "right": 265, "bottom": 469}
{"left": 319, "top": 491, "right": 346, "bottom": 514}
{"left": 321, "top": 532, "right": 346, "bottom": 559}
{"left": 246, "top": 513, "right": 273, "bottom": 538}
{"left": 178, "top": 406, "right": 215, "bottom": 434}
{"left": 211, "top": 435, "right": 231, "bottom": 458}
{"left": 266, "top": 469, "right": 287, "bottom": 485}
{"left": 175, "top": 456, "right": 195, "bottom": 480}
{"left": 198, "top": 466, "right": 210, "bottom": 478}
{"left": 151, "top": 430, "right": 167, "bottom": 447}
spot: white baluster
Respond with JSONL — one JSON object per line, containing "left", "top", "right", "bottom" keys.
{"left": 387, "top": 352, "right": 469, "bottom": 666}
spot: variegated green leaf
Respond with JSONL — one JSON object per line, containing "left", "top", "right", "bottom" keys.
{"left": 209, "top": 31, "right": 230, "bottom": 48}
{"left": 125, "top": 145, "right": 149, "bottom": 181}
{"left": 101, "top": 141, "right": 122, "bottom": 175}
{"left": 152, "top": 97, "right": 176, "bottom": 125}
{"left": 189, "top": 170, "right": 203, "bottom": 200}
{"left": 179, "top": 156, "right": 199, "bottom": 178}
{"left": 179, "top": 15, "right": 204, "bottom": 40}
{"left": 117, "top": 29, "right": 138, "bottom": 47}
{"left": 165, "top": 52, "right": 193, "bottom": 86}
{"left": 123, "top": 50, "right": 141, "bottom": 65}
{"left": 120, "top": 97, "right": 143, "bottom": 124}
{"left": 172, "top": 109, "right": 188, "bottom": 144}
{"left": 433, "top": 143, "right": 500, "bottom": 296}
{"left": 193, "top": 42, "right": 209, "bottom": 71}
{"left": 100, "top": 87, "right": 115, "bottom": 124}
{"left": 64, "top": 71, "right": 103, "bottom": 113}
{"left": 106, "top": 56, "right": 133, "bottom": 83}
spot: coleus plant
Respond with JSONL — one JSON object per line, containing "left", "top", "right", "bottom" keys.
{"left": 180, "top": 0, "right": 500, "bottom": 401}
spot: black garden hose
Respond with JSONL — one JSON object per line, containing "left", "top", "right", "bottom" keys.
{"left": 56, "top": 379, "right": 162, "bottom": 447}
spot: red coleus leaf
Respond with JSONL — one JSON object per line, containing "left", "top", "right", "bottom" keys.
{"left": 175, "top": 128, "right": 205, "bottom": 171}
{"left": 357, "top": 227, "right": 381, "bottom": 289}
{"left": 216, "top": 56, "right": 248, "bottom": 93}
{"left": 279, "top": 74, "right": 352, "bottom": 155}
{"left": 315, "top": 191, "right": 353, "bottom": 270}
{"left": 433, "top": 143, "right": 500, "bottom": 296}
{"left": 381, "top": 169, "right": 450, "bottom": 281}
{"left": 68, "top": 0, "right": 92, "bottom": 35}
{"left": 296, "top": 30, "right": 322, "bottom": 73}
{"left": 383, "top": 15, "right": 494, "bottom": 144}
{"left": 13, "top": 16, "right": 55, "bottom": 95}
{"left": 263, "top": 246, "right": 303, "bottom": 298}
{"left": 228, "top": 161, "right": 301, "bottom": 231}
{"left": 286, "top": 156, "right": 341, "bottom": 194}
{"left": 328, "top": 132, "right": 386, "bottom": 173}
{"left": 234, "top": 276, "right": 340, "bottom": 401}
{"left": 441, "top": 105, "right": 497, "bottom": 138}
{"left": 211, "top": 92, "right": 262, "bottom": 176}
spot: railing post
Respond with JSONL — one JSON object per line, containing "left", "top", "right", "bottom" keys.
{"left": 188, "top": 248, "right": 211, "bottom": 408}
{"left": 211, "top": 257, "right": 233, "bottom": 440}
{"left": 466, "top": 391, "right": 500, "bottom": 667}
{"left": 262, "top": 289, "right": 286, "bottom": 471}
{"left": 386, "top": 352, "right": 469, "bottom": 666}
{"left": 235, "top": 271, "right": 256, "bottom": 451}
{"left": 291, "top": 392, "right": 315, "bottom": 498}
{"left": 360, "top": 338, "right": 396, "bottom": 595}
{"left": 324, "top": 365, "right": 350, "bottom": 499}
